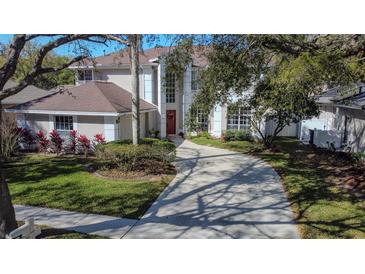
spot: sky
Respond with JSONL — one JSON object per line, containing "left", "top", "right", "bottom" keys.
{"left": 0, "top": 34, "right": 173, "bottom": 57}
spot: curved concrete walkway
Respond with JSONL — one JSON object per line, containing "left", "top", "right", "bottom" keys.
{"left": 125, "top": 138, "right": 300, "bottom": 239}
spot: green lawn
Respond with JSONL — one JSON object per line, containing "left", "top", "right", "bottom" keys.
{"left": 6, "top": 154, "right": 174, "bottom": 219}
{"left": 190, "top": 136, "right": 365, "bottom": 239}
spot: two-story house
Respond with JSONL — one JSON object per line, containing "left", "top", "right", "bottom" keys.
{"left": 6, "top": 46, "right": 299, "bottom": 142}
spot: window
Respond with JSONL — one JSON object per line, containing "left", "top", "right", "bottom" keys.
{"left": 191, "top": 69, "right": 200, "bottom": 91}
{"left": 77, "top": 70, "right": 93, "bottom": 81}
{"left": 197, "top": 110, "right": 209, "bottom": 131}
{"left": 55, "top": 116, "right": 73, "bottom": 131}
{"left": 227, "top": 107, "right": 251, "bottom": 131}
{"left": 343, "top": 116, "right": 351, "bottom": 144}
{"left": 165, "top": 73, "right": 176, "bottom": 103}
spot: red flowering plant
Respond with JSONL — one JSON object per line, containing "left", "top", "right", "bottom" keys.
{"left": 68, "top": 130, "right": 78, "bottom": 154}
{"left": 93, "top": 133, "right": 106, "bottom": 146}
{"left": 49, "top": 129, "right": 64, "bottom": 154}
{"left": 78, "top": 134, "right": 91, "bottom": 158}
{"left": 36, "top": 131, "right": 49, "bottom": 153}
{"left": 19, "top": 128, "right": 35, "bottom": 151}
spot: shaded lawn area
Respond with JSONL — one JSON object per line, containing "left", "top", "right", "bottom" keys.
{"left": 190, "top": 136, "right": 365, "bottom": 239}
{"left": 6, "top": 154, "right": 174, "bottom": 219}
{"left": 16, "top": 221, "right": 107, "bottom": 239}
{"left": 38, "top": 227, "right": 108, "bottom": 239}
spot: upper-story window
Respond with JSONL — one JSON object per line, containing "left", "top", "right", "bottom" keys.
{"left": 227, "top": 107, "right": 252, "bottom": 131}
{"left": 77, "top": 70, "right": 93, "bottom": 81}
{"left": 191, "top": 69, "right": 200, "bottom": 92}
{"left": 165, "top": 73, "right": 176, "bottom": 103}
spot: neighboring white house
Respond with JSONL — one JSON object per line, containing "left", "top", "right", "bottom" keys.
{"left": 299, "top": 84, "right": 365, "bottom": 152}
{"left": 6, "top": 46, "right": 298, "bottom": 142}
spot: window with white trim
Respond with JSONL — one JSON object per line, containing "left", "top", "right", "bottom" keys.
{"left": 165, "top": 73, "right": 176, "bottom": 103}
{"left": 191, "top": 69, "right": 200, "bottom": 92}
{"left": 55, "top": 116, "right": 74, "bottom": 131}
{"left": 197, "top": 110, "right": 209, "bottom": 131}
{"left": 227, "top": 107, "right": 251, "bottom": 131}
{"left": 77, "top": 70, "right": 93, "bottom": 81}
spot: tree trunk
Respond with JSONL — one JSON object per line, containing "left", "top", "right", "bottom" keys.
{"left": 0, "top": 100, "right": 17, "bottom": 238}
{"left": 130, "top": 35, "right": 141, "bottom": 145}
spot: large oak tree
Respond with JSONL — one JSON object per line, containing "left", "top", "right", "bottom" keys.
{"left": 0, "top": 34, "right": 145, "bottom": 238}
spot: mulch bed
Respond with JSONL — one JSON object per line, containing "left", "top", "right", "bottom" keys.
{"left": 87, "top": 159, "right": 176, "bottom": 181}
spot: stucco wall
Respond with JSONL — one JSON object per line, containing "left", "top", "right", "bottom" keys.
{"left": 77, "top": 115, "right": 104, "bottom": 139}
{"left": 24, "top": 113, "right": 50, "bottom": 133}
{"left": 338, "top": 108, "right": 365, "bottom": 152}
{"left": 93, "top": 68, "right": 145, "bottom": 97}
{"left": 118, "top": 113, "right": 150, "bottom": 140}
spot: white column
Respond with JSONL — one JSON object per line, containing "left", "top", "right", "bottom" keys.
{"left": 212, "top": 105, "right": 222, "bottom": 137}
{"left": 104, "top": 116, "right": 117, "bottom": 142}
{"left": 158, "top": 61, "right": 167, "bottom": 138}
{"left": 182, "top": 64, "right": 192, "bottom": 133}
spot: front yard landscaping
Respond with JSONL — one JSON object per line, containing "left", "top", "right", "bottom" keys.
{"left": 190, "top": 136, "right": 365, "bottom": 239}
{"left": 5, "top": 138, "right": 176, "bottom": 220}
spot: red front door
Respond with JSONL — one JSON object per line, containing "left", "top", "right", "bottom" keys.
{"left": 166, "top": 110, "right": 176, "bottom": 135}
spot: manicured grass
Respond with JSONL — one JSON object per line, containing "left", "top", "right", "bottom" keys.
{"left": 190, "top": 136, "right": 365, "bottom": 239}
{"left": 6, "top": 154, "right": 174, "bottom": 219}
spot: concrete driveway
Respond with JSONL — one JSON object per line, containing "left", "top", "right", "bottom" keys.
{"left": 125, "top": 138, "right": 300, "bottom": 239}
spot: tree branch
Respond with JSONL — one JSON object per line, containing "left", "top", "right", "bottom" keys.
{"left": 0, "top": 55, "right": 87, "bottom": 100}
{"left": 0, "top": 35, "right": 27, "bottom": 90}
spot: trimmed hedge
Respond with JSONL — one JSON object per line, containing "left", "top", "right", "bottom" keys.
{"left": 224, "top": 130, "right": 251, "bottom": 141}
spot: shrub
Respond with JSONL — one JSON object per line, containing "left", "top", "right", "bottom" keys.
{"left": 36, "top": 131, "right": 49, "bottom": 153}
{"left": 68, "top": 130, "right": 78, "bottom": 154}
{"left": 235, "top": 130, "right": 250, "bottom": 141}
{"left": 105, "top": 138, "right": 175, "bottom": 153}
{"left": 224, "top": 129, "right": 251, "bottom": 141}
{"left": 95, "top": 139, "right": 176, "bottom": 172}
{"left": 78, "top": 134, "right": 91, "bottom": 157}
{"left": 141, "top": 138, "right": 176, "bottom": 153}
{"left": 224, "top": 130, "right": 236, "bottom": 141}
{"left": 197, "top": 131, "right": 210, "bottom": 139}
{"left": 351, "top": 152, "right": 365, "bottom": 167}
{"left": 49, "top": 129, "right": 64, "bottom": 154}
{"left": 148, "top": 129, "right": 160, "bottom": 138}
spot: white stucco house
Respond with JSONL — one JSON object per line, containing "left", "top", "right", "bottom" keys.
{"left": 5, "top": 46, "right": 298, "bottom": 142}
{"left": 299, "top": 84, "right": 365, "bottom": 152}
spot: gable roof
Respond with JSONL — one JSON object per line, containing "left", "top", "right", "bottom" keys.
{"left": 1, "top": 80, "right": 56, "bottom": 105}
{"left": 8, "top": 81, "right": 157, "bottom": 115}
{"left": 316, "top": 83, "right": 365, "bottom": 109}
{"left": 71, "top": 46, "right": 209, "bottom": 68}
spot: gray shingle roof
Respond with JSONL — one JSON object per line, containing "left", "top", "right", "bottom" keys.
{"left": 9, "top": 81, "right": 157, "bottom": 114}
{"left": 1, "top": 80, "right": 56, "bottom": 105}
{"left": 72, "top": 46, "right": 209, "bottom": 68}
